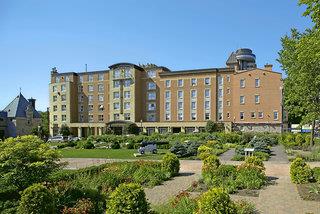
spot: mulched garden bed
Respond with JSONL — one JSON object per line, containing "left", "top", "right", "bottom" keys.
{"left": 297, "top": 184, "right": 320, "bottom": 201}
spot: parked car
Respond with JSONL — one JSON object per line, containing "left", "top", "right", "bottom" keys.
{"left": 138, "top": 141, "right": 157, "bottom": 154}
{"left": 68, "top": 136, "right": 82, "bottom": 142}
{"left": 47, "top": 135, "right": 66, "bottom": 143}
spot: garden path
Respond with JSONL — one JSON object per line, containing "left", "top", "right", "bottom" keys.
{"left": 269, "top": 145, "right": 289, "bottom": 163}
{"left": 219, "top": 148, "right": 235, "bottom": 162}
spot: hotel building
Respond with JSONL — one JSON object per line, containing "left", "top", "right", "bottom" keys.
{"left": 49, "top": 48, "right": 284, "bottom": 137}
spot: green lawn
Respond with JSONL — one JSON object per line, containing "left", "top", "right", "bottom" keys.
{"left": 59, "top": 149, "right": 169, "bottom": 159}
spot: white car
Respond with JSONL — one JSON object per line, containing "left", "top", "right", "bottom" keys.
{"left": 47, "top": 135, "right": 66, "bottom": 143}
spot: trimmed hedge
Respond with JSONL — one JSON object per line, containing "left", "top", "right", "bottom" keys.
{"left": 290, "top": 158, "right": 312, "bottom": 184}
{"left": 162, "top": 153, "right": 180, "bottom": 177}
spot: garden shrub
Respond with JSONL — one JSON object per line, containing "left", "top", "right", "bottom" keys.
{"left": 217, "top": 132, "right": 241, "bottom": 144}
{"left": 206, "top": 165, "right": 238, "bottom": 193}
{"left": 82, "top": 141, "right": 95, "bottom": 149}
{"left": 106, "top": 183, "right": 150, "bottom": 214}
{"left": 234, "top": 200, "right": 256, "bottom": 214}
{"left": 161, "top": 153, "right": 180, "bottom": 176}
{"left": 170, "top": 142, "right": 188, "bottom": 157}
{"left": 312, "top": 167, "right": 320, "bottom": 183}
{"left": 133, "top": 165, "right": 169, "bottom": 186}
{"left": 248, "top": 137, "right": 271, "bottom": 154}
{"left": 202, "top": 155, "right": 221, "bottom": 182}
{"left": 196, "top": 188, "right": 236, "bottom": 214}
{"left": 18, "top": 184, "right": 55, "bottom": 214}
{"left": 253, "top": 151, "right": 270, "bottom": 161}
{"left": 244, "top": 156, "right": 265, "bottom": 171}
{"left": 290, "top": 158, "right": 312, "bottom": 184}
{"left": 111, "top": 141, "right": 121, "bottom": 149}
{"left": 235, "top": 165, "right": 267, "bottom": 190}
{"left": 205, "top": 120, "right": 218, "bottom": 133}
{"left": 62, "top": 198, "right": 95, "bottom": 214}
{"left": 231, "top": 154, "right": 245, "bottom": 161}
{"left": 198, "top": 145, "right": 214, "bottom": 160}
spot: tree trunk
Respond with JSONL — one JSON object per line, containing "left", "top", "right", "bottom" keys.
{"left": 310, "top": 120, "right": 316, "bottom": 147}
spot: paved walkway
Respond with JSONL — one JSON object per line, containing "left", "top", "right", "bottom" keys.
{"left": 219, "top": 148, "right": 235, "bottom": 162}
{"left": 269, "top": 145, "right": 289, "bottom": 163}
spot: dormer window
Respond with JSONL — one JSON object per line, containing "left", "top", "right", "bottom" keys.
{"left": 147, "top": 70, "right": 156, "bottom": 78}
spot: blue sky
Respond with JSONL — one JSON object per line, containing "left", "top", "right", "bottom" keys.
{"left": 0, "top": 0, "right": 313, "bottom": 111}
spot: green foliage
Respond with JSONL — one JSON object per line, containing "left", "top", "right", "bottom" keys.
{"left": 235, "top": 165, "right": 267, "bottom": 190}
{"left": 18, "top": 184, "right": 55, "bottom": 214}
{"left": 170, "top": 141, "right": 201, "bottom": 158}
{"left": 202, "top": 155, "right": 221, "bottom": 183}
{"left": 244, "top": 156, "right": 265, "bottom": 170}
{"left": 106, "top": 183, "right": 150, "bottom": 214}
{"left": 161, "top": 153, "right": 180, "bottom": 177}
{"left": 205, "top": 120, "right": 218, "bottom": 133}
{"left": 217, "top": 132, "right": 241, "bottom": 144}
{"left": 124, "top": 123, "right": 140, "bottom": 135}
{"left": 0, "top": 136, "right": 61, "bottom": 190}
{"left": 196, "top": 188, "right": 236, "bottom": 214}
{"left": 198, "top": 145, "right": 215, "bottom": 160}
{"left": 290, "top": 158, "right": 312, "bottom": 184}
{"left": 299, "top": 0, "right": 320, "bottom": 27}
{"left": 234, "top": 200, "right": 257, "bottom": 214}
{"left": 312, "top": 167, "right": 320, "bottom": 183}
{"left": 111, "top": 141, "right": 121, "bottom": 149}
{"left": 253, "top": 151, "right": 270, "bottom": 161}
{"left": 62, "top": 198, "right": 95, "bottom": 214}
{"left": 59, "top": 124, "right": 71, "bottom": 136}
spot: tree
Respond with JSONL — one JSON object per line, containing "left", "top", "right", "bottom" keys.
{"left": 124, "top": 123, "right": 140, "bottom": 135}
{"left": 205, "top": 120, "right": 218, "bottom": 133}
{"left": 32, "top": 111, "right": 50, "bottom": 139}
{"left": 0, "top": 136, "right": 61, "bottom": 190}
{"left": 278, "top": 0, "right": 320, "bottom": 146}
{"left": 59, "top": 124, "right": 71, "bottom": 136}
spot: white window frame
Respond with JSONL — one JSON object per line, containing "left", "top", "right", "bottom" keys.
{"left": 204, "top": 77, "right": 211, "bottom": 85}
{"left": 240, "top": 95, "right": 245, "bottom": 105}
{"left": 273, "top": 111, "right": 279, "bottom": 120}
{"left": 191, "top": 78, "right": 197, "bottom": 86}
{"left": 205, "top": 89, "right": 210, "bottom": 98}
{"left": 240, "top": 79, "right": 245, "bottom": 88}
{"left": 255, "top": 78, "right": 260, "bottom": 87}
{"left": 165, "top": 80, "right": 171, "bottom": 88}
{"left": 255, "top": 95, "right": 260, "bottom": 104}
{"left": 178, "top": 79, "right": 183, "bottom": 87}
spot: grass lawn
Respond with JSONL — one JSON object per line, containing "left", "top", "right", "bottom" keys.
{"left": 59, "top": 148, "right": 169, "bottom": 159}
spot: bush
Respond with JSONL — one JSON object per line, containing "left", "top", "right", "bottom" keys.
{"left": 111, "top": 141, "right": 121, "bottom": 149}
{"left": 234, "top": 200, "right": 256, "bottom": 214}
{"left": 254, "top": 151, "right": 270, "bottom": 161}
{"left": 124, "top": 123, "right": 140, "bottom": 135}
{"left": 198, "top": 145, "right": 214, "bottom": 160}
{"left": 106, "top": 183, "right": 150, "bottom": 214}
{"left": 205, "top": 165, "right": 238, "bottom": 193}
{"left": 170, "top": 141, "right": 201, "bottom": 158}
{"left": 206, "top": 120, "right": 218, "bottom": 133}
{"left": 196, "top": 188, "right": 236, "bottom": 214}
{"left": 18, "top": 184, "right": 55, "bottom": 214}
{"left": 83, "top": 141, "right": 95, "bottom": 149}
{"left": 202, "top": 155, "right": 221, "bottom": 182}
{"left": 290, "top": 158, "right": 312, "bottom": 184}
{"left": 161, "top": 153, "right": 180, "bottom": 177}
{"left": 235, "top": 165, "right": 267, "bottom": 190}
{"left": 244, "top": 156, "right": 265, "bottom": 171}
{"left": 312, "top": 167, "right": 320, "bottom": 183}
{"left": 62, "top": 198, "right": 95, "bottom": 214}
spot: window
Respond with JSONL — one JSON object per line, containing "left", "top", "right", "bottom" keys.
{"left": 255, "top": 95, "right": 260, "bottom": 104}
{"left": 61, "top": 95, "right": 66, "bottom": 101}
{"left": 178, "top": 112, "right": 183, "bottom": 121}
{"left": 114, "top": 114, "right": 120, "bottom": 120}
{"left": 218, "top": 113, "right": 223, "bottom": 121}
{"left": 218, "top": 76, "right": 223, "bottom": 85}
{"left": 227, "top": 75, "right": 230, "bottom": 82}
{"left": 191, "top": 101, "right": 196, "bottom": 110}
{"left": 148, "top": 103, "right": 156, "bottom": 111}
{"left": 98, "top": 95, "right": 104, "bottom": 102}
{"left": 98, "top": 84, "right": 104, "bottom": 92}
{"left": 165, "top": 91, "right": 171, "bottom": 99}
{"left": 53, "top": 115, "right": 57, "bottom": 121}
{"left": 178, "top": 91, "right": 183, "bottom": 99}
{"left": 147, "top": 70, "right": 156, "bottom": 78}
{"left": 79, "top": 114, "right": 84, "bottom": 122}
{"left": 124, "top": 102, "right": 130, "bottom": 110}
{"left": 62, "top": 115, "right": 66, "bottom": 122}
{"left": 240, "top": 112, "right": 244, "bottom": 120}
{"left": 78, "top": 94, "right": 83, "bottom": 102}
{"left": 227, "top": 100, "right": 231, "bottom": 106}
{"left": 255, "top": 78, "right": 260, "bottom": 87}
{"left": 61, "top": 105, "right": 66, "bottom": 111}
{"left": 88, "top": 85, "right": 94, "bottom": 92}
{"left": 218, "top": 89, "right": 223, "bottom": 98}
{"left": 88, "top": 105, "right": 93, "bottom": 112}
{"left": 88, "top": 95, "right": 93, "bottom": 103}
{"left": 273, "top": 111, "right": 279, "bottom": 120}
{"left": 88, "top": 74, "right": 94, "bottom": 82}
{"left": 79, "top": 75, "right": 83, "bottom": 83}
{"left": 113, "top": 92, "right": 120, "bottom": 99}
{"left": 191, "top": 78, "right": 197, "bottom": 86}
{"left": 227, "top": 88, "right": 231, "bottom": 94}
{"left": 205, "top": 113, "right": 210, "bottom": 120}
{"left": 53, "top": 105, "right": 57, "bottom": 111}
{"left": 113, "top": 69, "right": 120, "bottom": 78}
{"left": 124, "top": 113, "right": 130, "bottom": 120}
{"left": 98, "top": 115, "right": 104, "bottom": 122}
{"left": 205, "top": 101, "right": 210, "bottom": 110}
{"left": 251, "top": 112, "right": 256, "bottom": 118}
{"left": 191, "top": 113, "right": 197, "bottom": 120}
{"left": 227, "top": 112, "right": 230, "bottom": 118}
{"left": 53, "top": 86, "right": 57, "bottom": 92}
{"left": 205, "top": 89, "right": 210, "bottom": 98}
{"left": 178, "top": 79, "right": 183, "bottom": 87}
{"left": 124, "top": 68, "right": 131, "bottom": 78}
{"left": 88, "top": 115, "right": 94, "bottom": 122}
{"left": 165, "top": 113, "right": 171, "bottom": 121}
{"left": 78, "top": 85, "right": 83, "bottom": 92}
{"left": 113, "top": 80, "right": 120, "bottom": 88}
{"left": 55, "top": 76, "right": 60, "bottom": 83}
{"left": 191, "top": 90, "right": 197, "bottom": 99}
{"left": 53, "top": 96, "right": 57, "bottom": 102}
{"left": 147, "top": 91, "right": 156, "bottom": 100}
{"left": 165, "top": 80, "right": 171, "bottom": 88}
{"left": 240, "top": 79, "right": 245, "bottom": 88}
{"left": 240, "top": 96, "right": 245, "bottom": 104}
{"left": 147, "top": 113, "right": 156, "bottom": 122}
{"left": 124, "top": 91, "right": 131, "bottom": 99}
{"left": 205, "top": 77, "right": 211, "bottom": 85}
{"left": 124, "top": 79, "right": 131, "bottom": 87}
{"left": 98, "top": 73, "right": 104, "bottom": 81}
{"left": 99, "top": 105, "right": 104, "bottom": 111}
{"left": 178, "top": 102, "right": 183, "bottom": 110}
{"left": 147, "top": 82, "right": 156, "bottom": 90}
{"left": 165, "top": 102, "right": 170, "bottom": 111}
{"left": 218, "top": 101, "right": 222, "bottom": 109}
{"left": 258, "top": 112, "right": 264, "bottom": 118}
{"left": 114, "top": 102, "right": 120, "bottom": 110}
{"left": 79, "top": 105, "right": 84, "bottom": 112}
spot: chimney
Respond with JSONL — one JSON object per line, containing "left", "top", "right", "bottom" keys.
{"left": 28, "top": 98, "right": 36, "bottom": 109}
{"left": 264, "top": 64, "right": 273, "bottom": 71}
